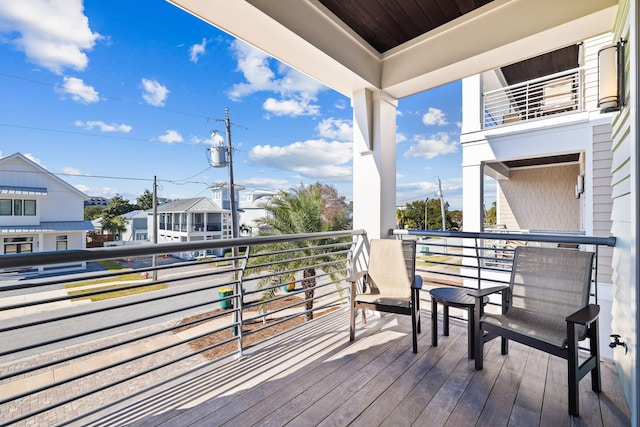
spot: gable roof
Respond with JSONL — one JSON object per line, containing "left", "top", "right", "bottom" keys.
{"left": 0, "top": 153, "right": 89, "bottom": 200}
{"left": 156, "top": 197, "right": 227, "bottom": 213}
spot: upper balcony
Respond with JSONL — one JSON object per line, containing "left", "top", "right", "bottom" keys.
{"left": 0, "top": 230, "right": 628, "bottom": 426}
{"left": 483, "top": 68, "right": 582, "bottom": 128}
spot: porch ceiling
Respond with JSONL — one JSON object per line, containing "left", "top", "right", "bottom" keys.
{"left": 168, "top": 0, "right": 617, "bottom": 98}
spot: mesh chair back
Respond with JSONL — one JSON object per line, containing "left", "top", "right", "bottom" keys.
{"left": 367, "top": 239, "right": 416, "bottom": 299}
{"left": 508, "top": 246, "right": 595, "bottom": 335}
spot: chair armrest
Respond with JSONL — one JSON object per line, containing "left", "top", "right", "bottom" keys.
{"left": 566, "top": 304, "right": 600, "bottom": 325}
{"left": 345, "top": 271, "right": 367, "bottom": 283}
{"left": 467, "top": 285, "right": 509, "bottom": 299}
{"left": 412, "top": 275, "right": 423, "bottom": 290}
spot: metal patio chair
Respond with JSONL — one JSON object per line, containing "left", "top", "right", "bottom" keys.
{"left": 470, "top": 245, "right": 600, "bottom": 417}
{"left": 347, "top": 239, "right": 422, "bottom": 353}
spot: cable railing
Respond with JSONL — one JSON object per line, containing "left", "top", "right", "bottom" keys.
{"left": 0, "top": 229, "right": 365, "bottom": 426}
{"left": 483, "top": 67, "right": 583, "bottom": 128}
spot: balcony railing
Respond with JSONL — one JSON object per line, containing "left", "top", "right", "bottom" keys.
{"left": 0, "top": 229, "right": 617, "bottom": 425}
{"left": 483, "top": 67, "right": 582, "bottom": 128}
{"left": 0, "top": 230, "right": 363, "bottom": 426}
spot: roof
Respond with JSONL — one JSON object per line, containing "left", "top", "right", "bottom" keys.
{"left": 0, "top": 220, "right": 94, "bottom": 233}
{"left": 0, "top": 153, "right": 89, "bottom": 200}
{"left": 156, "top": 197, "right": 227, "bottom": 213}
{"left": 169, "top": 0, "right": 616, "bottom": 99}
{"left": 121, "top": 210, "right": 149, "bottom": 219}
{"left": 0, "top": 185, "right": 48, "bottom": 196}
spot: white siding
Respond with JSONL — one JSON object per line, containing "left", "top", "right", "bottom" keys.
{"left": 608, "top": 1, "right": 637, "bottom": 421}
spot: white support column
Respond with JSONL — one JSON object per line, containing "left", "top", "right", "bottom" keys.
{"left": 352, "top": 89, "right": 398, "bottom": 239}
{"left": 461, "top": 75, "right": 483, "bottom": 134}
{"left": 462, "top": 163, "right": 484, "bottom": 232}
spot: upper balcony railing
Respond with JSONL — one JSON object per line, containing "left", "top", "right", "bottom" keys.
{"left": 483, "top": 67, "right": 583, "bottom": 129}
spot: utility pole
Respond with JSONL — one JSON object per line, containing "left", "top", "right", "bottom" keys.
{"left": 438, "top": 178, "right": 446, "bottom": 231}
{"left": 152, "top": 175, "right": 158, "bottom": 281}
{"left": 223, "top": 109, "right": 240, "bottom": 255}
{"left": 424, "top": 198, "right": 429, "bottom": 230}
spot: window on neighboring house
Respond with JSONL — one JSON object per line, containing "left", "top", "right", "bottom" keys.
{"left": 56, "top": 235, "right": 68, "bottom": 251}
{"left": 24, "top": 200, "right": 36, "bottom": 215}
{"left": 0, "top": 199, "right": 11, "bottom": 215}
{"left": 13, "top": 199, "right": 22, "bottom": 215}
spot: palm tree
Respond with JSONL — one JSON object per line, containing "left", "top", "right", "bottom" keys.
{"left": 253, "top": 183, "right": 351, "bottom": 321}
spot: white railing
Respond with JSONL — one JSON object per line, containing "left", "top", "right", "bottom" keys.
{"left": 483, "top": 68, "right": 583, "bottom": 128}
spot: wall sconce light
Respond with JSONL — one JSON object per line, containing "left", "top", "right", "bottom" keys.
{"left": 575, "top": 174, "right": 584, "bottom": 199}
{"left": 598, "top": 39, "right": 625, "bottom": 113}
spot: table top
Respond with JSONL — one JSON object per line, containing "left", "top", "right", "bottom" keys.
{"left": 429, "top": 287, "right": 481, "bottom": 306}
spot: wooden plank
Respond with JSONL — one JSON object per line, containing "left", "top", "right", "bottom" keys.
{"left": 411, "top": 338, "right": 500, "bottom": 426}
{"left": 599, "top": 360, "right": 632, "bottom": 427}
{"left": 540, "top": 355, "right": 569, "bottom": 426}
{"left": 329, "top": 324, "right": 465, "bottom": 426}
{"left": 246, "top": 316, "right": 414, "bottom": 425}
{"left": 509, "top": 347, "right": 549, "bottom": 427}
{"left": 375, "top": 326, "right": 470, "bottom": 426}
{"left": 291, "top": 317, "right": 426, "bottom": 425}
{"left": 476, "top": 341, "right": 530, "bottom": 426}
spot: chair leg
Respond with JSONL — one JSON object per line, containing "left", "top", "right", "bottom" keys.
{"left": 567, "top": 322, "right": 580, "bottom": 417}
{"left": 474, "top": 298, "right": 484, "bottom": 370}
{"left": 590, "top": 319, "right": 602, "bottom": 393}
{"left": 415, "top": 288, "right": 421, "bottom": 334}
{"left": 501, "top": 337, "right": 509, "bottom": 355}
{"left": 349, "top": 283, "right": 356, "bottom": 342}
{"left": 411, "top": 299, "right": 418, "bottom": 353}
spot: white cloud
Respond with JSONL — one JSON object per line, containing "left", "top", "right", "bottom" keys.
{"left": 157, "top": 130, "right": 183, "bottom": 144}
{"left": 23, "top": 153, "right": 42, "bottom": 165}
{"left": 317, "top": 118, "right": 352, "bottom": 141}
{"left": 263, "top": 97, "right": 320, "bottom": 117}
{"left": 56, "top": 77, "right": 99, "bottom": 104}
{"left": 74, "top": 120, "right": 132, "bottom": 133}
{"left": 141, "top": 78, "right": 169, "bottom": 107}
{"left": 228, "top": 40, "right": 325, "bottom": 117}
{"left": 62, "top": 166, "right": 81, "bottom": 175}
{"left": 239, "top": 177, "right": 289, "bottom": 189}
{"left": 189, "top": 38, "right": 207, "bottom": 63}
{"left": 404, "top": 132, "right": 458, "bottom": 159}
{"left": 0, "top": 0, "right": 100, "bottom": 74}
{"left": 422, "top": 107, "right": 448, "bottom": 126}
{"left": 249, "top": 139, "right": 352, "bottom": 181}
{"left": 396, "top": 132, "right": 408, "bottom": 144}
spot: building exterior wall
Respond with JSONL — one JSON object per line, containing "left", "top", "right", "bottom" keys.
{"left": 608, "top": 0, "right": 637, "bottom": 418}
{"left": 497, "top": 164, "right": 580, "bottom": 231}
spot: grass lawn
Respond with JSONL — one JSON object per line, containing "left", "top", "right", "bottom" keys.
{"left": 68, "top": 283, "right": 168, "bottom": 302}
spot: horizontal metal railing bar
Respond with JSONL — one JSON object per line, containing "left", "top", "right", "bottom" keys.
{"left": 392, "top": 229, "right": 616, "bottom": 247}
{"left": 0, "top": 230, "right": 365, "bottom": 269}
{"left": 0, "top": 278, "right": 239, "bottom": 334}
{"left": 0, "top": 303, "right": 234, "bottom": 381}
{"left": 483, "top": 67, "right": 581, "bottom": 97}
{"left": 245, "top": 241, "right": 352, "bottom": 259}
{"left": 245, "top": 250, "right": 350, "bottom": 274}
{"left": 0, "top": 265, "right": 238, "bottom": 314}
{"left": 243, "top": 258, "right": 347, "bottom": 285}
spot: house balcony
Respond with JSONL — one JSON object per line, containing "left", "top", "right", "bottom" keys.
{"left": 483, "top": 68, "right": 582, "bottom": 129}
{"left": 0, "top": 231, "right": 629, "bottom": 426}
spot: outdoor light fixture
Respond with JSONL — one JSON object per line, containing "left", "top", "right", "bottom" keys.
{"left": 598, "top": 39, "right": 625, "bottom": 113}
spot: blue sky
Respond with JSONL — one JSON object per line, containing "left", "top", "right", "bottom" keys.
{"left": 0, "top": 0, "right": 464, "bottom": 209}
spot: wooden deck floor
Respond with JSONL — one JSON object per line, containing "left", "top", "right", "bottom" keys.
{"left": 92, "top": 307, "right": 631, "bottom": 427}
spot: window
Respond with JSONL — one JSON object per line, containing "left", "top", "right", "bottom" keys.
{"left": 0, "top": 199, "right": 11, "bottom": 215}
{"left": 24, "top": 200, "right": 36, "bottom": 215}
{"left": 0, "top": 199, "right": 36, "bottom": 216}
{"left": 56, "top": 235, "right": 68, "bottom": 251}
{"left": 4, "top": 237, "right": 33, "bottom": 254}
{"left": 13, "top": 199, "right": 22, "bottom": 216}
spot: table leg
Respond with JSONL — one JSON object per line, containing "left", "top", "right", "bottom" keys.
{"left": 468, "top": 306, "right": 475, "bottom": 359}
{"left": 431, "top": 298, "right": 438, "bottom": 347}
{"left": 443, "top": 304, "right": 449, "bottom": 336}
